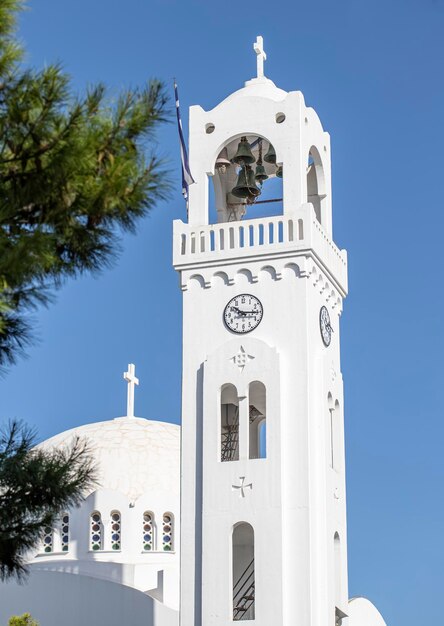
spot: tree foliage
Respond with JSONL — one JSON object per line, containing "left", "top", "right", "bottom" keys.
{"left": 0, "top": 420, "right": 96, "bottom": 581}
{"left": 9, "top": 613, "right": 39, "bottom": 626}
{"left": 0, "top": 0, "right": 170, "bottom": 370}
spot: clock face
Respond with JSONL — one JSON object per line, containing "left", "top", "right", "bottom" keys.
{"left": 224, "top": 294, "right": 263, "bottom": 334}
{"left": 320, "top": 306, "right": 332, "bottom": 346}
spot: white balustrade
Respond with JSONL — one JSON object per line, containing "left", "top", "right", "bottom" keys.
{"left": 173, "top": 206, "right": 347, "bottom": 290}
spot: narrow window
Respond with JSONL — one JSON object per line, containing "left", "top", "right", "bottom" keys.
{"left": 249, "top": 381, "right": 266, "bottom": 459}
{"left": 162, "top": 513, "right": 174, "bottom": 551}
{"left": 306, "top": 147, "right": 326, "bottom": 224}
{"left": 143, "top": 511, "right": 155, "bottom": 551}
{"left": 43, "top": 526, "right": 53, "bottom": 553}
{"left": 111, "top": 511, "right": 121, "bottom": 550}
{"left": 328, "top": 396, "right": 342, "bottom": 471}
{"left": 232, "top": 523, "right": 255, "bottom": 621}
{"left": 60, "top": 513, "right": 69, "bottom": 552}
{"left": 221, "top": 384, "right": 240, "bottom": 462}
{"left": 90, "top": 511, "right": 102, "bottom": 551}
{"left": 333, "top": 401, "right": 341, "bottom": 471}
{"left": 328, "top": 393, "right": 334, "bottom": 468}
{"left": 334, "top": 533, "right": 341, "bottom": 609}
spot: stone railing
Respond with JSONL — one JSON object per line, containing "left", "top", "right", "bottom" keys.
{"left": 173, "top": 204, "right": 347, "bottom": 292}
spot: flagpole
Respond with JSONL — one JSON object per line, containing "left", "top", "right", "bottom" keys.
{"left": 173, "top": 79, "right": 194, "bottom": 217}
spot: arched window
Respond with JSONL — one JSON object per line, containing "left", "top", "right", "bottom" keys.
{"left": 60, "top": 513, "right": 69, "bottom": 552}
{"left": 43, "top": 526, "right": 53, "bottom": 553}
{"left": 143, "top": 511, "right": 155, "bottom": 552}
{"left": 334, "top": 532, "right": 341, "bottom": 609}
{"left": 328, "top": 395, "right": 342, "bottom": 471}
{"left": 232, "top": 523, "right": 255, "bottom": 621}
{"left": 110, "top": 511, "right": 121, "bottom": 551}
{"left": 328, "top": 393, "right": 334, "bottom": 467}
{"left": 221, "top": 384, "right": 239, "bottom": 462}
{"left": 90, "top": 511, "right": 102, "bottom": 551}
{"left": 306, "top": 147, "right": 326, "bottom": 224}
{"left": 162, "top": 512, "right": 174, "bottom": 551}
{"left": 249, "top": 381, "right": 266, "bottom": 459}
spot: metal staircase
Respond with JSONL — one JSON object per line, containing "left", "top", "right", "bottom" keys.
{"left": 221, "top": 405, "right": 239, "bottom": 462}
{"left": 233, "top": 558, "right": 255, "bottom": 621}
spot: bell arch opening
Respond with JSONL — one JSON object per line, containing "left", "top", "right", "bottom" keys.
{"left": 307, "top": 146, "right": 326, "bottom": 224}
{"left": 220, "top": 383, "right": 240, "bottom": 462}
{"left": 232, "top": 522, "right": 255, "bottom": 621}
{"left": 248, "top": 381, "right": 267, "bottom": 459}
{"left": 211, "top": 134, "right": 283, "bottom": 224}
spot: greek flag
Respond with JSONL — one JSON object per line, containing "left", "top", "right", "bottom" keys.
{"left": 174, "top": 81, "right": 195, "bottom": 201}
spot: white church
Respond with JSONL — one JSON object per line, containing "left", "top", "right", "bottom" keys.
{"left": 0, "top": 37, "right": 388, "bottom": 626}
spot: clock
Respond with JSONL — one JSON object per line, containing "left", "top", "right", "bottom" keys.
{"left": 224, "top": 294, "right": 263, "bottom": 334}
{"left": 320, "top": 306, "right": 332, "bottom": 347}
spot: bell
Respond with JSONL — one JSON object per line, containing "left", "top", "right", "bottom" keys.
{"left": 255, "top": 160, "right": 268, "bottom": 183}
{"left": 276, "top": 164, "right": 283, "bottom": 178}
{"left": 232, "top": 136, "right": 255, "bottom": 165}
{"left": 263, "top": 143, "right": 276, "bottom": 164}
{"left": 232, "top": 165, "right": 261, "bottom": 199}
{"left": 215, "top": 147, "right": 231, "bottom": 172}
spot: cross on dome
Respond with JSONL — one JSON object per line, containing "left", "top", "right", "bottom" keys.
{"left": 123, "top": 363, "right": 139, "bottom": 418}
{"left": 253, "top": 35, "right": 267, "bottom": 78}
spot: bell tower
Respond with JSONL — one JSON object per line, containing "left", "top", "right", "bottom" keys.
{"left": 174, "top": 36, "right": 349, "bottom": 626}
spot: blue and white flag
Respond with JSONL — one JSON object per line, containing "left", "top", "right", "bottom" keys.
{"left": 174, "top": 81, "right": 195, "bottom": 201}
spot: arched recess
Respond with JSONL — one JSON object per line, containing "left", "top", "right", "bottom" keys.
{"left": 327, "top": 395, "right": 342, "bottom": 471}
{"left": 307, "top": 146, "right": 326, "bottom": 224}
{"left": 327, "top": 393, "right": 334, "bottom": 468}
{"left": 332, "top": 400, "right": 341, "bottom": 471}
{"left": 212, "top": 271, "right": 229, "bottom": 287}
{"left": 221, "top": 384, "right": 240, "bottom": 462}
{"left": 212, "top": 134, "right": 283, "bottom": 224}
{"left": 232, "top": 523, "right": 255, "bottom": 621}
{"left": 334, "top": 532, "right": 342, "bottom": 610}
{"left": 236, "top": 268, "right": 253, "bottom": 285}
{"left": 249, "top": 381, "right": 267, "bottom": 459}
{"left": 188, "top": 274, "right": 206, "bottom": 289}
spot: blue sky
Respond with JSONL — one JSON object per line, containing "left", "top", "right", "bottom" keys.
{"left": 1, "top": 0, "right": 443, "bottom": 623}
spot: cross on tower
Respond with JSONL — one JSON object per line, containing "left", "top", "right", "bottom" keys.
{"left": 232, "top": 476, "right": 253, "bottom": 498}
{"left": 253, "top": 35, "right": 267, "bottom": 79}
{"left": 123, "top": 363, "right": 139, "bottom": 418}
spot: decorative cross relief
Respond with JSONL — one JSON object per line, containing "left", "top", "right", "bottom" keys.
{"left": 123, "top": 363, "right": 139, "bottom": 418}
{"left": 230, "top": 346, "right": 254, "bottom": 372}
{"left": 253, "top": 36, "right": 267, "bottom": 78}
{"left": 232, "top": 476, "right": 253, "bottom": 498}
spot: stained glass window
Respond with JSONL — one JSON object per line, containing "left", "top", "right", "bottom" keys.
{"left": 43, "top": 526, "right": 53, "bottom": 553}
{"left": 110, "top": 511, "right": 121, "bottom": 550}
{"left": 61, "top": 513, "right": 69, "bottom": 552}
{"left": 162, "top": 513, "right": 173, "bottom": 551}
{"left": 90, "top": 511, "right": 102, "bottom": 551}
{"left": 143, "top": 511, "right": 154, "bottom": 551}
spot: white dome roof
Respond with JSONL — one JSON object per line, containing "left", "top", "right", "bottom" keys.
{"left": 40, "top": 417, "right": 180, "bottom": 502}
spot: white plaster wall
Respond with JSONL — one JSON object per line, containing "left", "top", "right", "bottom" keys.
{"left": 0, "top": 571, "right": 179, "bottom": 626}
{"left": 178, "top": 245, "right": 348, "bottom": 626}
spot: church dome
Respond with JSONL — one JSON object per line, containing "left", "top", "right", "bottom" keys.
{"left": 40, "top": 416, "right": 180, "bottom": 503}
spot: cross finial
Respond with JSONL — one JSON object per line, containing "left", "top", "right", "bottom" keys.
{"left": 123, "top": 363, "right": 139, "bottom": 418}
{"left": 253, "top": 35, "right": 267, "bottom": 78}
